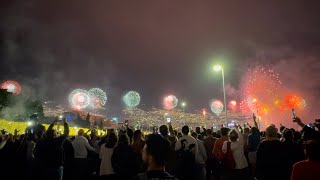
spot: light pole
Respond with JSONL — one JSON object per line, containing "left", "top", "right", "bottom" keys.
{"left": 181, "top": 102, "right": 186, "bottom": 111}
{"left": 213, "top": 65, "right": 228, "bottom": 126}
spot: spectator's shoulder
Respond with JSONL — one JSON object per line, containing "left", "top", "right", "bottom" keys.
{"left": 293, "top": 160, "right": 309, "bottom": 167}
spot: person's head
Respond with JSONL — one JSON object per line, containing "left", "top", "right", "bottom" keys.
{"left": 220, "top": 127, "right": 229, "bottom": 137}
{"left": 198, "top": 134, "right": 203, "bottom": 140}
{"left": 212, "top": 132, "right": 218, "bottom": 138}
{"left": 244, "top": 128, "right": 250, "bottom": 134}
{"left": 78, "top": 129, "right": 85, "bottom": 136}
{"left": 251, "top": 127, "right": 260, "bottom": 135}
{"left": 265, "top": 126, "right": 278, "bottom": 139}
{"left": 280, "top": 125, "right": 286, "bottom": 134}
{"left": 283, "top": 128, "right": 294, "bottom": 141}
{"left": 46, "top": 129, "right": 57, "bottom": 139}
{"left": 118, "top": 134, "right": 129, "bottom": 146}
{"left": 142, "top": 134, "right": 170, "bottom": 168}
{"left": 216, "top": 130, "right": 221, "bottom": 138}
{"left": 126, "top": 128, "right": 134, "bottom": 144}
{"left": 107, "top": 128, "right": 115, "bottom": 135}
{"left": 133, "top": 130, "right": 142, "bottom": 142}
{"left": 196, "top": 127, "right": 201, "bottom": 134}
{"left": 173, "top": 130, "right": 178, "bottom": 136}
{"left": 159, "top": 125, "right": 168, "bottom": 136}
{"left": 229, "top": 129, "right": 239, "bottom": 142}
{"left": 177, "top": 132, "right": 182, "bottom": 139}
{"left": 105, "top": 132, "right": 118, "bottom": 148}
{"left": 206, "top": 129, "right": 213, "bottom": 136}
{"left": 305, "top": 140, "right": 320, "bottom": 161}
{"left": 182, "top": 125, "right": 189, "bottom": 135}
{"left": 29, "top": 114, "right": 39, "bottom": 123}
{"left": 191, "top": 132, "right": 198, "bottom": 139}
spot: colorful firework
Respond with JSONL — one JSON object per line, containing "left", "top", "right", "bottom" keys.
{"left": 89, "top": 88, "right": 107, "bottom": 108}
{"left": 123, "top": 91, "right": 141, "bottom": 107}
{"left": 243, "top": 67, "right": 282, "bottom": 102}
{"left": 228, "top": 100, "right": 237, "bottom": 111}
{"left": 1, "top": 80, "right": 21, "bottom": 94}
{"left": 68, "top": 89, "right": 90, "bottom": 110}
{"left": 210, "top": 99, "right": 223, "bottom": 116}
{"left": 163, "top": 95, "right": 178, "bottom": 110}
{"left": 240, "top": 99, "right": 251, "bottom": 114}
{"left": 282, "top": 95, "right": 306, "bottom": 110}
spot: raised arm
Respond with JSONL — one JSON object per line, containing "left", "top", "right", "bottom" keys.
{"left": 85, "top": 138, "right": 95, "bottom": 151}
{"left": 238, "top": 125, "right": 244, "bottom": 134}
{"left": 62, "top": 117, "right": 69, "bottom": 137}
{"left": 253, "top": 114, "right": 259, "bottom": 129}
{"left": 235, "top": 125, "right": 244, "bottom": 146}
{"left": 293, "top": 117, "right": 305, "bottom": 128}
{"left": 47, "top": 118, "right": 58, "bottom": 133}
{"left": 168, "top": 123, "right": 175, "bottom": 136}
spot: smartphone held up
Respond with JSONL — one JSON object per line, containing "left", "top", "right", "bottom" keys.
{"left": 292, "top": 109, "right": 296, "bottom": 119}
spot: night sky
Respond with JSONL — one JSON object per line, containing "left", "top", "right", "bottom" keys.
{"left": 1, "top": 1, "right": 320, "bottom": 116}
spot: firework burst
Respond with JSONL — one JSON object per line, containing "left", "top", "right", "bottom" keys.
{"left": 123, "top": 91, "right": 141, "bottom": 107}
{"left": 68, "top": 89, "right": 91, "bottom": 110}
{"left": 210, "top": 99, "right": 223, "bottom": 116}
{"left": 163, "top": 95, "right": 178, "bottom": 110}
{"left": 89, "top": 88, "right": 107, "bottom": 108}
{"left": 1, "top": 80, "right": 21, "bottom": 94}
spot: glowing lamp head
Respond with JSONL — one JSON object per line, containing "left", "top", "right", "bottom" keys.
{"left": 181, "top": 102, "right": 186, "bottom": 107}
{"left": 27, "top": 121, "right": 33, "bottom": 126}
{"left": 213, "top": 65, "right": 222, "bottom": 72}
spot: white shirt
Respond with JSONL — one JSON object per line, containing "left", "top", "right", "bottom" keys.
{"left": 72, "top": 135, "right": 95, "bottom": 158}
{"left": 26, "top": 141, "right": 36, "bottom": 160}
{"left": 175, "top": 135, "right": 199, "bottom": 155}
{"left": 222, "top": 129, "right": 248, "bottom": 169}
{"left": 99, "top": 144, "right": 115, "bottom": 176}
{"left": 0, "top": 140, "right": 7, "bottom": 150}
{"left": 196, "top": 139, "right": 207, "bottom": 164}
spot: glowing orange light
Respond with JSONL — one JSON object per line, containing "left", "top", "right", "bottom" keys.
{"left": 230, "top": 100, "right": 237, "bottom": 106}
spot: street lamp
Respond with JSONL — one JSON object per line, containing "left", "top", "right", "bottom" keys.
{"left": 181, "top": 102, "right": 186, "bottom": 111}
{"left": 213, "top": 65, "right": 228, "bottom": 125}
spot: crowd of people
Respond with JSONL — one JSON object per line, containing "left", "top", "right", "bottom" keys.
{"left": 0, "top": 114, "right": 320, "bottom": 180}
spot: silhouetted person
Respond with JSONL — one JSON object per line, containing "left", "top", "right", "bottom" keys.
{"left": 203, "top": 129, "right": 218, "bottom": 180}
{"left": 112, "top": 134, "right": 140, "bottom": 179}
{"left": 291, "top": 140, "right": 320, "bottom": 180}
{"left": 175, "top": 125, "right": 198, "bottom": 180}
{"left": 34, "top": 117, "right": 69, "bottom": 180}
{"left": 132, "top": 134, "right": 177, "bottom": 180}
{"left": 256, "top": 126, "right": 288, "bottom": 180}
{"left": 159, "top": 124, "right": 177, "bottom": 174}
{"left": 71, "top": 129, "right": 96, "bottom": 180}
{"left": 100, "top": 132, "right": 118, "bottom": 179}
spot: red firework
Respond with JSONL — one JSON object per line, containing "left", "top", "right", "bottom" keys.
{"left": 228, "top": 100, "right": 237, "bottom": 111}
{"left": 1, "top": 80, "right": 22, "bottom": 94}
{"left": 163, "top": 95, "right": 178, "bottom": 110}
{"left": 283, "top": 95, "right": 306, "bottom": 109}
{"left": 240, "top": 99, "right": 251, "bottom": 114}
{"left": 243, "top": 67, "right": 281, "bottom": 101}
